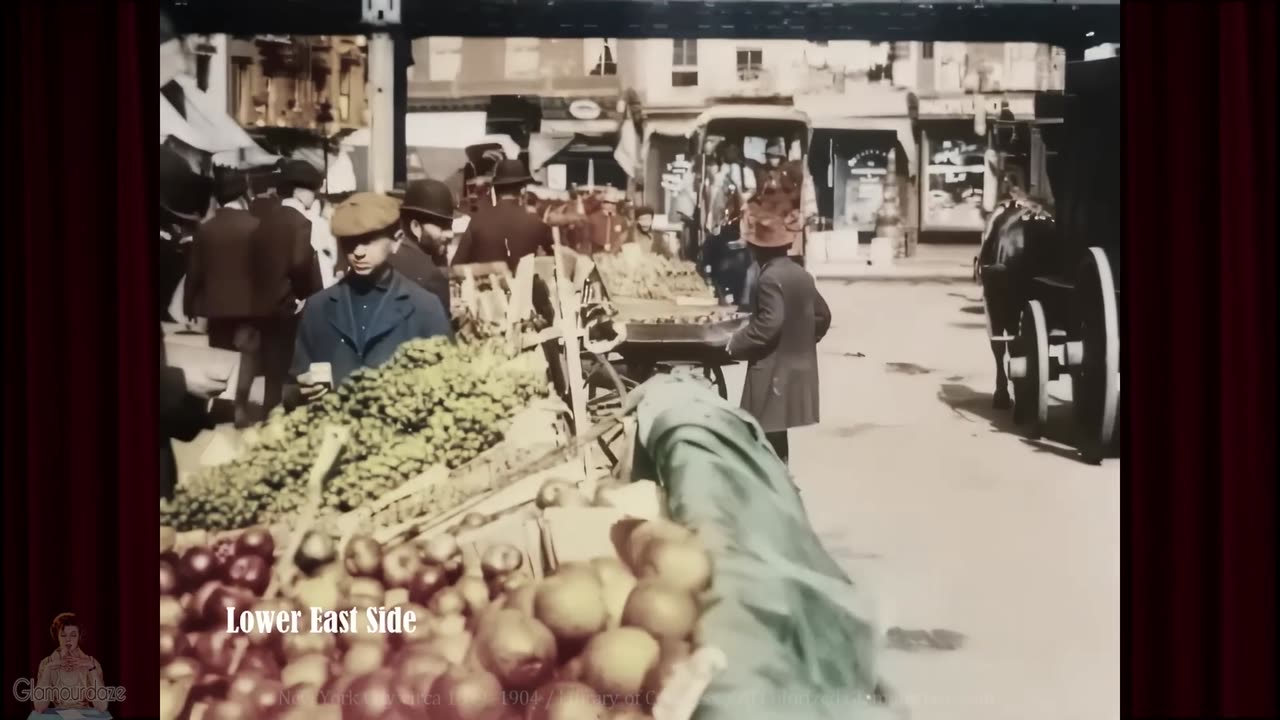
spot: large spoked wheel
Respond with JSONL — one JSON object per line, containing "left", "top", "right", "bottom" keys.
{"left": 703, "top": 365, "right": 729, "bottom": 400}
{"left": 582, "top": 353, "right": 632, "bottom": 467}
{"left": 1010, "top": 300, "right": 1050, "bottom": 436}
{"left": 1072, "top": 247, "right": 1120, "bottom": 463}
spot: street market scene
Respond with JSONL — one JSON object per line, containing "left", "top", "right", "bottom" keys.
{"left": 152, "top": 3, "right": 1120, "bottom": 720}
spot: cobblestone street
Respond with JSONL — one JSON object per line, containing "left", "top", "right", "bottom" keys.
{"left": 725, "top": 247, "right": 1120, "bottom": 720}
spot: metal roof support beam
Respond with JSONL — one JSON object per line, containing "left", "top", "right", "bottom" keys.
{"left": 164, "top": 0, "right": 1119, "bottom": 47}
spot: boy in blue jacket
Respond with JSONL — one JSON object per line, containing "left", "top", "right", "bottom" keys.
{"left": 292, "top": 192, "right": 452, "bottom": 397}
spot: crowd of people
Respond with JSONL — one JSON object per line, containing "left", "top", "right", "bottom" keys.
{"left": 155, "top": 151, "right": 679, "bottom": 494}
{"left": 158, "top": 132, "right": 832, "bottom": 494}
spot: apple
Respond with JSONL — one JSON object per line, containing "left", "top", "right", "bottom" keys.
{"left": 235, "top": 527, "right": 276, "bottom": 561}
{"left": 381, "top": 544, "right": 423, "bottom": 590}
{"left": 224, "top": 554, "right": 271, "bottom": 596}
{"left": 344, "top": 535, "right": 384, "bottom": 579}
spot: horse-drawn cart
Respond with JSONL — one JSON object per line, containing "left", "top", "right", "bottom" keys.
{"left": 978, "top": 57, "right": 1121, "bottom": 463}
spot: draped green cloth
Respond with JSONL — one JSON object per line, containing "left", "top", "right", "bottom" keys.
{"left": 629, "top": 375, "right": 893, "bottom": 720}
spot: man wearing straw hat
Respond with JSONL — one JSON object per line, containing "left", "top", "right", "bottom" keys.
{"left": 452, "top": 158, "right": 554, "bottom": 270}
{"left": 726, "top": 201, "right": 832, "bottom": 466}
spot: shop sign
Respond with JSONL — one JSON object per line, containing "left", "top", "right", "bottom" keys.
{"left": 569, "top": 99, "right": 603, "bottom": 121}
{"left": 917, "top": 95, "right": 1036, "bottom": 119}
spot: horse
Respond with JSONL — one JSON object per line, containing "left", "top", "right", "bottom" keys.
{"left": 976, "top": 195, "right": 1060, "bottom": 413}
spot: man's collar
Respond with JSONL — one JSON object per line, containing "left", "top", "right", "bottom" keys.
{"left": 346, "top": 266, "right": 395, "bottom": 292}
{"left": 281, "top": 197, "right": 314, "bottom": 216}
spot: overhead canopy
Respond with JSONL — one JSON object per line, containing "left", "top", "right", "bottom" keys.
{"left": 342, "top": 116, "right": 520, "bottom": 158}
{"left": 160, "top": 75, "right": 272, "bottom": 160}
{"left": 530, "top": 133, "right": 578, "bottom": 172}
{"left": 643, "top": 117, "right": 696, "bottom": 139}
{"left": 541, "top": 119, "right": 618, "bottom": 135}
{"left": 171, "top": 0, "right": 1119, "bottom": 49}
{"left": 692, "top": 105, "right": 811, "bottom": 131}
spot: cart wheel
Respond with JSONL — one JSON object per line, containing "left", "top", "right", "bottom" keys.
{"left": 584, "top": 353, "right": 628, "bottom": 421}
{"left": 583, "top": 353, "right": 630, "bottom": 467}
{"left": 1010, "top": 300, "right": 1050, "bottom": 436}
{"left": 703, "top": 365, "right": 729, "bottom": 400}
{"left": 1072, "top": 247, "right": 1120, "bottom": 463}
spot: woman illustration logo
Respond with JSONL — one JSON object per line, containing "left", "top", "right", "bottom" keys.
{"left": 30, "top": 613, "right": 111, "bottom": 717}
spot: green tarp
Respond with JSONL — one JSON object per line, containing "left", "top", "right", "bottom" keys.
{"left": 629, "top": 375, "right": 894, "bottom": 720}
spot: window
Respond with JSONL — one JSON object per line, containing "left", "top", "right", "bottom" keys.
{"left": 585, "top": 38, "right": 618, "bottom": 76}
{"left": 921, "top": 42, "right": 934, "bottom": 60}
{"left": 505, "top": 37, "right": 541, "bottom": 80}
{"left": 672, "top": 39, "right": 698, "bottom": 86}
{"left": 229, "top": 60, "right": 250, "bottom": 118}
{"left": 338, "top": 64, "right": 352, "bottom": 122}
{"left": 672, "top": 38, "right": 697, "bottom": 66}
{"left": 428, "top": 37, "right": 463, "bottom": 82}
{"left": 736, "top": 48, "right": 763, "bottom": 81}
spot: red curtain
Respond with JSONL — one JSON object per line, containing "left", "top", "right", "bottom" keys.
{"left": 0, "top": 1, "right": 1274, "bottom": 719}
{"left": 1, "top": 1, "right": 158, "bottom": 717}
{"left": 1125, "top": 1, "right": 1277, "bottom": 716}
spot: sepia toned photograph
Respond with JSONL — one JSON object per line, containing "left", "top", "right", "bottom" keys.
{"left": 153, "top": 5, "right": 1121, "bottom": 720}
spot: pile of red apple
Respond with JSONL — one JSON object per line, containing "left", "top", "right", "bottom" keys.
{"left": 160, "top": 513, "right": 710, "bottom": 720}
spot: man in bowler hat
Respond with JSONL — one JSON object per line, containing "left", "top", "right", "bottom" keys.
{"left": 390, "top": 180, "right": 455, "bottom": 316}
{"left": 292, "top": 193, "right": 452, "bottom": 392}
{"left": 452, "top": 159, "right": 554, "bottom": 270}
{"left": 726, "top": 207, "right": 832, "bottom": 466}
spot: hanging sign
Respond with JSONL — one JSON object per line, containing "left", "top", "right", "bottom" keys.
{"left": 569, "top": 99, "right": 603, "bottom": 121}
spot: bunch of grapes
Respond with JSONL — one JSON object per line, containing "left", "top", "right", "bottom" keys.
{"left": 161, "top": 338, "right": 549, "bottom": 532}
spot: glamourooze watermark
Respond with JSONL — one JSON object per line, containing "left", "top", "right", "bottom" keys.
{"left": 12, "top": 678, "right": 127, "bottom": 704}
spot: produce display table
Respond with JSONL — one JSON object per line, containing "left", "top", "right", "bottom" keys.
{"left": 600, "top": 298, "right": 745, "bottom": 401}
{"left": 629, "top": 375, "right": 896, "bottom": 720}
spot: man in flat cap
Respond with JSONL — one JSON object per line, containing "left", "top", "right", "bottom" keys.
{"left": 292, "top": 192, "right": 452, "bottom": 392}
{"left": 390, "top": 180, "right": 454, "bottom": 315}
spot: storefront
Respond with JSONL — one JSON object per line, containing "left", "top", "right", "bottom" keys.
{"left": 915, "top": 93, "right": 1037, "bottom": 235}
{"left": 797, "top": 90, "right": 917, "bottom": 260}
{"left": 639, "top": 116, "right": 697, "bottom": 219}
{"left": 530, "top": 96, "right": 628, "bottom": 191}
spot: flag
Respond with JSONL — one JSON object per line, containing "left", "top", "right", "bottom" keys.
{"left": 614, "top": 107, "right": 639, "bottom": 177}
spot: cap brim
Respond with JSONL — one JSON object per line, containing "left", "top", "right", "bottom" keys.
{"left": 491, "top": 175, "right": 533, "bottom": 186}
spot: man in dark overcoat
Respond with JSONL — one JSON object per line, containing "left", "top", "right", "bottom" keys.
{"left": 245, "top": 161, "right": 325, "bottom": 412}
{"left": 725, "top": 220, "right": 832, "bottom": 464}
{"left": 182, "top": 170, "right": 264, "bottom": 426}
{"left": 452, "top": 159, "right": 554, "bottom": 270}
{"left": 392, "top": 179, "right": 455, "bottom": 315}
{"left": 291, "top": 193, "right": 452, "bottom": 392}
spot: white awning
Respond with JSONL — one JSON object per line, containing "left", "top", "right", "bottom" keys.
{"left": 211, "top": 144, "right": 280, "bottom": 169}
{"left": 160, "top": 75, "right": 265, "bottom": 156}
{"left": 406, "top": 111, "right": 488, "bottom": 148}
{"left": 540, "top": 118, "right": 619, "bottom": 135}
{"left": 342, "top": 116, "right": 519, "bottom": 158}
{"left": 529, "top": 133, "right": 577, "bottom": 171}
{"left": 643, "top": 117, "right": 695, "bottom": 138}
{"left": 809, "top": 116, "right": 918, "bottom": 177}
